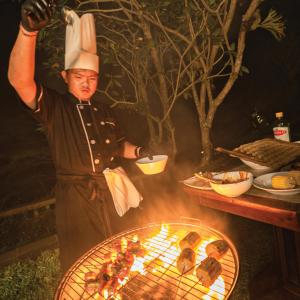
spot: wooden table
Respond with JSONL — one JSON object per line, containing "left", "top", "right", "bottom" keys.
{"left": 184, "top": 184, "right": 300, "bottom": 299}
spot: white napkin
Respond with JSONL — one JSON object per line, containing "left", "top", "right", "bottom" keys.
{"left": 103, "top": 167, "right": 143, "bottom": 217}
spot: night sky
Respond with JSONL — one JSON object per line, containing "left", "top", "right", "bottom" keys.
{"left": 1, "top": 0, "right": 300, "bottom": 206}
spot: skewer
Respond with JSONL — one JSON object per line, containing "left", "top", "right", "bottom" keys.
{"left": 175, "top": 266, "right": 185, "bottom": 300}
{"left": 194, "top": 172, "right": 223, "bottom": 184}
{"left": 215, "top": 147, "right": 269, "bottom": 166}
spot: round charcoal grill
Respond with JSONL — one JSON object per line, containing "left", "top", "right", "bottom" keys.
{"left": 55, "top": 222, "right": 239, "bottom": 300}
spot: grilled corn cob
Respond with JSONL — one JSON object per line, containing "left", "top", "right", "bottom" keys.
{"left": 177, "top": 248, "right": 196, "bottom": 274}
{"left": 196, "top": 257, "right": 222, "bottom": 287}
{"left": 271, "top": 175, "right": 296, "bottom": 189}
{"left": 179, "top": 231, "right": 201, "bottom": 250}
{"left": 206, "top": 240, "right": 229, "bottom": 260}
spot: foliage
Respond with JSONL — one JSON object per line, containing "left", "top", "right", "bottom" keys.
{"left": 0, "top": 250, "right": 61, "bottom": 300}
{"left": 251, "top": 9, "right": 285, "bottom": 41}
{"left": 40, "top": 0, "right": 285, "bottom": 164}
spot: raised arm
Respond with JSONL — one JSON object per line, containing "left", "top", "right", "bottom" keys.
{"left": 8, "top": 26, "right": 38, "bottom": 109}
{"left": 8, "top": 0, "right": 53, "bottom": 109}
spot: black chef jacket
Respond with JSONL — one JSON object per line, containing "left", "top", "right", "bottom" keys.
{"left": 31, "top": 85, "right": 128, "bottom": 272}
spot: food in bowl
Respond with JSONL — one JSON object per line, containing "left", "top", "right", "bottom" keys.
{"left": 209, "top": 171, "right": 253, "bottom": 197}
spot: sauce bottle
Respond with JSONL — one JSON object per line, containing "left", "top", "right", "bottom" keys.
{"left": 273, "top": 112, "right": 291, "bottom": 142}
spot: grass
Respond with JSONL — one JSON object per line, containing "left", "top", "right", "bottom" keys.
{"left": 0, "top": 250, "right": 61, "bottom": 300}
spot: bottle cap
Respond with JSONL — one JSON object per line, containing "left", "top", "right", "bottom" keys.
{"left": 275, "top": 112, "right": 283, "bottom": 118}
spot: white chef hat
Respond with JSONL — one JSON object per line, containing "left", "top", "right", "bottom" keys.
{"left": 64, "top": 10, "right": 99, "bottom": 73}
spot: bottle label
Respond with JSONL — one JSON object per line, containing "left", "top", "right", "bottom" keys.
{"left": 273, "top": 126, "right": 290, "bottom": 142}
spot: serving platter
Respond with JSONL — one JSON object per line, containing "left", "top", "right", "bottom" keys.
{"left": 183, "top": 176, "right": 212, "bottom": 190}
{"left": 240, "top": 158, "right": 273, "bottom": 172}
{"left": 253, "top": 172, "right": 300, "bottom": 196}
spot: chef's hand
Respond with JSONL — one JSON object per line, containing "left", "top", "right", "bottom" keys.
{"left": 138, "top": 146, "right": 155, "bottom": 160}
{"left": 21, "top": 0, "right": 54, "bottom": 32}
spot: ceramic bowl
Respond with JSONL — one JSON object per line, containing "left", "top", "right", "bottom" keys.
{"left": 135, "top": 155, "right": 168, "bottom": 175}
{"left": 210, "top": 171, "right": 253, "bottom": 197}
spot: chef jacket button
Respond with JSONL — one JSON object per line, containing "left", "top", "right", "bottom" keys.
{"left": 90, "top": 139, "right": 96, "bottom": 144}
{"left": 86, "top": 123, "right": 92, "bottom": 127}
{"left": 105, "top": 139, "right": 111, "bottom": 144}
{"left": 110, "top": 157, "right": 114, "bottom": 161}
{"left": 94, "top": 159, "right": 100, "bottom": 164}
{"left": 93, "top": 107, "right": 98, "bottom": 111}
{"left": 79, "top": 105, "right": 84, "bottom": 110}
{"left": 100, "top": 121, "right": 105, "bottom": 125}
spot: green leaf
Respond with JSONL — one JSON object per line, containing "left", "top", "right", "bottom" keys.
{"left": 241, "top": 65, "right": 250, "bottom": 74}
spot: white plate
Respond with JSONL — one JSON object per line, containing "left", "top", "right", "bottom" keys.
{"left": 240, "top": 159, "right": 273, "bottom": 172}
{"left": 253, "top": 172, "right": 300, "bottom": 196}
{"left": 183, "top": 176, "right": 212, "bottom": 190}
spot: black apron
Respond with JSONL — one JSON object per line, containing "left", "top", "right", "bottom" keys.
{"left": 55, "top": 174, "right": 116, "bottom": 271}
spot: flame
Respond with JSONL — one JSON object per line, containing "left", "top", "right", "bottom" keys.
{"left": 131, "top": 224, "right": 173, "bottom": 273}
{"left": 132, "top": 234, "right": 139, "bottom": 243}
{"left": 119, "top": 277, "right": 129, "bottom": 286}
{"left": 110, "top": 251, "right": 117, "bottom": 263}
{"left": 202, "top": 276, "right": 225, "bottom": 300}
{"left": 196, "top": 237, "right": 216, "bottom": 264}
{"left": 103, "top": 289, "right": 122, "bottom": 299}
{"left": 91, "top": 225, "right": 227, "bottom": 300}
{"left": 120, "top": 237, "right": 128, "bottom": 253}
{"left": 103, "top": 289, "right": 108, "bottom": 299}
{"left": 130, "top": 225, "right": 226, "bottom": 299}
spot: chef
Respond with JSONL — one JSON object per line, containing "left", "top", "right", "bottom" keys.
{"left": 8, "top": 0, "right": 149, "bottom": 272}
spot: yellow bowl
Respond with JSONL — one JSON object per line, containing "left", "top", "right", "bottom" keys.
{"left": 135, "top": 155, "right": 168, "bottom": 175}
{"left": 209, "top": 171, "right": 253, "bottom": 197}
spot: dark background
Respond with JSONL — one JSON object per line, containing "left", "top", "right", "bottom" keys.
{"left": 1, "top": 0, "right": 300, "bottom": 210}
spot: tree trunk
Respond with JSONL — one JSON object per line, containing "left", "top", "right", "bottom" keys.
{"left": 164, "top": 119, "right": 177, "bottom": 158}
{"left": 200, "top": 124, "right": 213, "bottom": 168}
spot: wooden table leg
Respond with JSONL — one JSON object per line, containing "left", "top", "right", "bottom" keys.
{"left": 275, "top": 228, "right": 300, "bottom": 299}
{"left": 249, "top": 227, "right": 300, "bottom": 300}
{"left": 249, "top": 227, "right": 282, "bottom": 300}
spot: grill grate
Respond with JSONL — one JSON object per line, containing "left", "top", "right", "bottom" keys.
{"left": 55, "top": 222, "right": 239, "bottom": 300}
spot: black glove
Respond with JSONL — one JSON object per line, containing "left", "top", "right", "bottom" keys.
{"left": 21, "top": 0, "right": 54, "bottom": 32}
{"left": 138, "top": 146, "right": 154, "bottom": 160}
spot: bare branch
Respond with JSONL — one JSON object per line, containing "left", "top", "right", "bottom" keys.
{"left": 208, "top": 0, "right": 264, "bottom": 126}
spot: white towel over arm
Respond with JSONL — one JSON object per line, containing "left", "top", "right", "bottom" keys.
{"left": 103, "top": 167, "right": 143, "bottom": 217}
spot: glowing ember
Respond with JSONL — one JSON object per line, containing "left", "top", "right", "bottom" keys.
{"left": 202, "top": 276, "right": 226, "bottom": 300}
{"left": 196, "top": 237, "right": 216, "bottom": 263}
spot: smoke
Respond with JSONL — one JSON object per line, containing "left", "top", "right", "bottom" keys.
{"left": 132, "top": 182, "right": 231, "bottom": 237}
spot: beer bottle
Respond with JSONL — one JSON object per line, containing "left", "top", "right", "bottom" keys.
{"left": 273, "top": 112, "right": 291, "bottom": 142}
